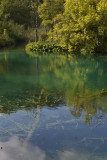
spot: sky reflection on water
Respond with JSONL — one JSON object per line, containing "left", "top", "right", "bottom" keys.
{"left": 0, "top": 136, "right": 89, "bottom": 160}
{"left": 0, "top": 136, "right": 107, "bottom": 160}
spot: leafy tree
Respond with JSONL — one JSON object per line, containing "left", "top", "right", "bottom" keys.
{"left": 0, "top": 0, "right": 32, "bottom": 26}
{"left": 39, "top": 0, "right": 64, "bottom": 27}
{"left": 52, "top": 0, "right": 107, "bottom": 53}
{"left": 38, "top": 0, "right": 64, "bottom": 42}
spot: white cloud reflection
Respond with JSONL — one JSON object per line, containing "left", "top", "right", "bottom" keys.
{"left": 0, "top": 113, "right": 3, "bottom": 117}
{"left": 0, "top": 137, "right": 46, "bottom": 160}
{"left": 59, "top": 151, "right": 86, "bottom": 160}
{"left": 0, "top": 137, "right": 89, "bottom": 160}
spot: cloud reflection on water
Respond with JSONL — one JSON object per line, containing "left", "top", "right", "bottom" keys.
{"left": 0, "top": 136, "right": 88, "bottom": 160}
{"left": 1, "top": 136, "right": 105, "bottom": 160}
{"left": 0, "top": 137, "right": 46, "bottom": 160}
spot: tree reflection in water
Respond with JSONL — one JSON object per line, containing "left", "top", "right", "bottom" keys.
{"left": 0, "top": 49, "right": 107, "bottom": 159}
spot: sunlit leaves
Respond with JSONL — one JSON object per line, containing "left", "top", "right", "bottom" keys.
{"left": 51, "top": 0, "right": 107, "bottom": 53}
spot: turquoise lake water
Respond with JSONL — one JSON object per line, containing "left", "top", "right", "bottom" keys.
{"left": 0, "top": 48, "right": 107, "bottom": 160}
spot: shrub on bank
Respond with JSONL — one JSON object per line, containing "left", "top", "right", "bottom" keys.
{"left": 25, "top": 42, "right": 68, "bottom": 53}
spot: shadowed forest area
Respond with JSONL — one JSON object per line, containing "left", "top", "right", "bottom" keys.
{"left": 0, "top": 0, "right": 107, "bottom": 54}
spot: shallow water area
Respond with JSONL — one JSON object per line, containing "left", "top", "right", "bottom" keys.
{"left": 0, "top": 48, "right": 107, "bottom": 160}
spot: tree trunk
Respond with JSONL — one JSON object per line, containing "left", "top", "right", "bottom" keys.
{"left": 35, "top": 13, "right": 38, "bottom": 42}
{"left": 30, "top": 0, "right": 39, "bottom": 42}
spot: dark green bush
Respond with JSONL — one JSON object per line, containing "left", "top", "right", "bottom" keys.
{"left": 25, "top": 42, "right": 68, "bottom": 54}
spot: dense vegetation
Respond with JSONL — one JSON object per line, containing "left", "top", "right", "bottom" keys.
{"left": 0, "top": 0, "right": 107, "bottom": 54}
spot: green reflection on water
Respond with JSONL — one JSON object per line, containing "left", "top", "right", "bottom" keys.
{"left": 0, "top": 49, "right": 107, "bottom": 122}
{"left": 0, "top": 48, "right": 107, "bottom": 159}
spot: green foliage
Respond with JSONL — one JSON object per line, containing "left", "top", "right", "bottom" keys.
{"left": 38, "top": 0, "right": 64, "bottom": 27}
{"left": 0, "top": 0, "right": 32, "bottom": 26}
{"left": 0, "top": 30, "right": 14, "bottom": 48}
{"left": 25, "top": 27, "right": 36, "bottom": 42}
{"left": 0, "top": 0, "right": 39, "bottom": 47}
{"left": 52, "top": 0, "right": 107, "bottom": 54}
{"left": 0, "top": 0, "right": 106, "bottom": 54}
{"left": 38, "top": 0, "right": 65, "bottom": 42}
{"left": 7, "top": 21, "right": 26, "bottom": 41}
{"left": 26, "top": 42, "right": 68, "bottom": 53}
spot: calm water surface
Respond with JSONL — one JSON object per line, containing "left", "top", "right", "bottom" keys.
{"left": 0, "top": 48, "right": 107, "bottom": 160}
